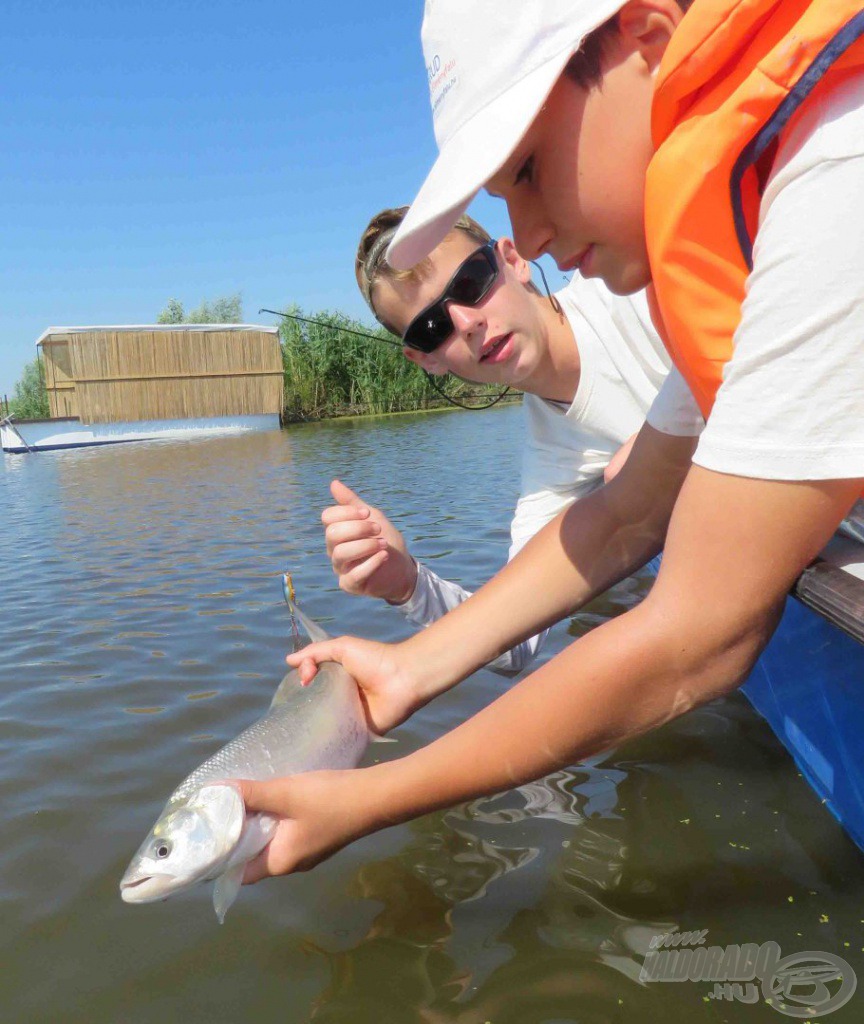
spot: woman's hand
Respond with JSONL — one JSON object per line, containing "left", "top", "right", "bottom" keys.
{"left": 288, "top": 636, "right": 436, "bottom": 734}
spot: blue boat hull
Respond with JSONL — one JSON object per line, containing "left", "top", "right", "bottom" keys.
{"left": 743, "top": 594, "right": 864, "bottom": 852}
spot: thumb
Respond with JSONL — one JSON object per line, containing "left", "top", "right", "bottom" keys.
{"left": 330, "top": 478, "right": 364, "bottom": 508}
{"left": 242, "top": 850, "right": 270, "bottom": 885}
{"left": 236, "top": 778, "right": 280, "bottom": 816}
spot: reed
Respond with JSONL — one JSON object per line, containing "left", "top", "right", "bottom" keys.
{"left": 8, "top": 358, "right": 49, "bottom": 419}
{"left": 278, "top": 305, "right": 508, "bottom": 420}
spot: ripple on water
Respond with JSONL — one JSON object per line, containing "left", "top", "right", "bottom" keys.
{"left": 2, "top": 415, "right": 863, "bottom": 1024}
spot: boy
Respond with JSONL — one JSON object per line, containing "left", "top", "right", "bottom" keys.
{"left": 322, "top": 205, "right": 700, "bottom": 674}
{"left": 241, "top": 0, "right": 864, "bottom": 879}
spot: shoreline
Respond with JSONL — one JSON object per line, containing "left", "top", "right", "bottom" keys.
{"left": 280, "top": 391, "right": 523, "bottom": 426}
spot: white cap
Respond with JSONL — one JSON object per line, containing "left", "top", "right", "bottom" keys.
{"left": 387, "top": 0, "right": 623, "bottom": 270}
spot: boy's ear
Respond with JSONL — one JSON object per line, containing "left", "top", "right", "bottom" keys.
{"left": 498, "top": 237, "right": 533, "bottom": 286}
{"left": 618, "top": 0, "right": 683, "bottom": 73}
{"left": 403, "top": 346, "right": 448, "bottom": 376}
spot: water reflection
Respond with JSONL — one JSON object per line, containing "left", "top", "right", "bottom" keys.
{"left": 2, "top": 411, "right": 863, "bottom": 1024}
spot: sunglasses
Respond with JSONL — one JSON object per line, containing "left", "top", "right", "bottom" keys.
{"left": 402, "top": 240, "right": 500, "bottom": 353}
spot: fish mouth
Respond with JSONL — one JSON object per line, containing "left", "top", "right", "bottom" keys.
{"left": 119, "top": 871, "right": 183, "bottom": 904}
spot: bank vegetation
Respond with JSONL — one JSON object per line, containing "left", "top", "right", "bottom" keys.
{"left": 277, "top": 305, "right": 512, "bottom": 420}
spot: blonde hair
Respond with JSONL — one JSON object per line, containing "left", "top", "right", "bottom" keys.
{"left": 356, "top": 206, "right": 491, "bottom": 328}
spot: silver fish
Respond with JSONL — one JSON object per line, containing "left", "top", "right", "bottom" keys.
{"left": 120, "top": 592, "right": 369, "bottom": 922}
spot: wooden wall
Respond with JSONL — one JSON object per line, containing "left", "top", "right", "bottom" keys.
{"left": 41, "top": 335, "right": 78, "bottom": 418}
{"left": 39, "top": 329, "right": 283, "bottom": 424}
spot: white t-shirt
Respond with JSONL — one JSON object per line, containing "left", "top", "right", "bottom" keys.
{"left": 648, "top": 71, "right": 864, "bottom": 484}
{"left": 398, "top": 278, "right": 704, "bottom": 674}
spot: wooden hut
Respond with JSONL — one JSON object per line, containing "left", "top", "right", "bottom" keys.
{"left": 2, "top": 324, "right": 283, "bottom": 453}
{"left": 39, "top": 324, "right": 283, "bottom": 423}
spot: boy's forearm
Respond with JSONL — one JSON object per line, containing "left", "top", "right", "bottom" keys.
{"left": 361, "top": 594, "right": 767, "bottom": 828}
{"left": 357, "top": 469, "right": 861, "bottom": 831}
{"left": 398, "top": 561, "right": 546, "bottom": 677}
{"left": 403, "top": 427, "right": 696, "bottom": 698}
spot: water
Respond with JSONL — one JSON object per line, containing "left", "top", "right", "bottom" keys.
{"left": 2, "top": 406, "right": 862, "bottom": 1024}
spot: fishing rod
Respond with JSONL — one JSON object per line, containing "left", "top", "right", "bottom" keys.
{"left": 259, "top": 307, "right": 512, "bottom": 411}
{"left": 259, "top": 309, "right": 402, "bottom": 348}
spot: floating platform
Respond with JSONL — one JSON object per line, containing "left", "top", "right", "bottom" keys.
{"left": 0, "top": 413, "right": 280, "bottom": 453}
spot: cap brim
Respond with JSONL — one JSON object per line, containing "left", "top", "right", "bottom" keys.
{"left": 387, "top": 47, "right": 575, "bottom": 270}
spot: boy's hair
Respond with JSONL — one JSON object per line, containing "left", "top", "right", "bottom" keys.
{"left": 565, "top": 0, "right": 695, "bottom": 88}
{"left": 356, "top": 206, "right": 491, "bottom": 326}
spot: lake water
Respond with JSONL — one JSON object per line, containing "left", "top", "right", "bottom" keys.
{"left": 2, "top": 405, "right": 862, "bottom": 1024}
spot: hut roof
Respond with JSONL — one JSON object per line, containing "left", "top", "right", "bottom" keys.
{"left": 36, "top": 324, "right": 278, "bottom": 345}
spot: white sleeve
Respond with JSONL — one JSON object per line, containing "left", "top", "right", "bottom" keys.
{"left": 694, "top": 73, "right": 864, "bottom": 480}
{"left": 645, "top": 367, "right": 705, "bottom": 437}
{"left": 396, "top": 560, "right": 471, "bottom": 623}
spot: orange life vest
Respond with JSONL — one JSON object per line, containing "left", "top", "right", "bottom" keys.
{"left": 646, "top": 0, "right": 864, "bottom": 422}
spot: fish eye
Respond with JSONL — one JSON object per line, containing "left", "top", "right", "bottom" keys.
{"left": 154, "top": 839, "right": 172, "bottom": 859}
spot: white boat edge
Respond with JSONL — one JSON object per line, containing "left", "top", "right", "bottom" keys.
{"left": 1, "top": 413, "right": 281, "bottom": 453}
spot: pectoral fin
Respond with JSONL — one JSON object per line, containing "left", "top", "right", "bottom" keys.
{"left": 213, "top": 863, "right": 246, "bottom": 924}
{"left": 193, "top": 785, "right": 245, "bottom": 855}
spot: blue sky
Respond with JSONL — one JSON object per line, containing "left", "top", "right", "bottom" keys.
{"left": 0, "top": 0, "right": 567, "bottom": 397}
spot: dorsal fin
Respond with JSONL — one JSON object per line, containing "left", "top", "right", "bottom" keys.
{"left": 285, "top": 593, "right": 331, "bottom": 645}
{"left": 286, "top": 573, "right": 333, "bottom": 643}
{"left": 270, "top": 588, "right": 334, "bottom": 708}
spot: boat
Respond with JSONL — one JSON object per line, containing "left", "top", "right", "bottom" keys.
{"left": 1, "top": 324, "right": 284, "bottom": 454}
{"left": 643, "top": 505, "right": 864, "bottom": 853}
{"left": 742, "top": 517, "right": 864, "bottom": 852}
{"left": 0, "top": 412, "right": 280, "bottom": 453}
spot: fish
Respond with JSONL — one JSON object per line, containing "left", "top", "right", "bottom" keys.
{"left": 119, "top": 584, "right": 370, "bottom": 923}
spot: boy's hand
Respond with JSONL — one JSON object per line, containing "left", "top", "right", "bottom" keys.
{"left": 239, "top": 770, "right": 371, "bottom": 882}
{"left": 288, "top": 636, "right": 435, "bottom": 734}
{"left": 322, "top": 479, "right": 418, "bottom": 604}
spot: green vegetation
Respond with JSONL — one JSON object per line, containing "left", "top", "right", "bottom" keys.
{"left": 7, "top": 357, "right": 49, "bottom": 419}
{"left": 278, "top": 305, "right": 508, "bottom": 420}
{"left": 157, "top": 293, "right": 243, "bottom": 324}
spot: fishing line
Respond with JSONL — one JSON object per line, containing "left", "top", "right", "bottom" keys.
{"left": 259, "top": 309, "right": 403, "bottom": 348}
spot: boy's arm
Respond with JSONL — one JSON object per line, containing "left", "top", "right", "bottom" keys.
{"left": 399, "top": 562, "right": 539, "bottom": 676}
{"left": 242, "top": 467, "right": 860, "bottom": 880}
{"left": 322, "top": 481, "right": 552, "bottom": 676}
{"left": 293, "top": 423, "right": 697, "bottom": 722}
{"left": 394, "top": 423, "right": 696, "bottom": 689}
{"left": 360, "top": 471, "right": 861, "bottom": 817}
